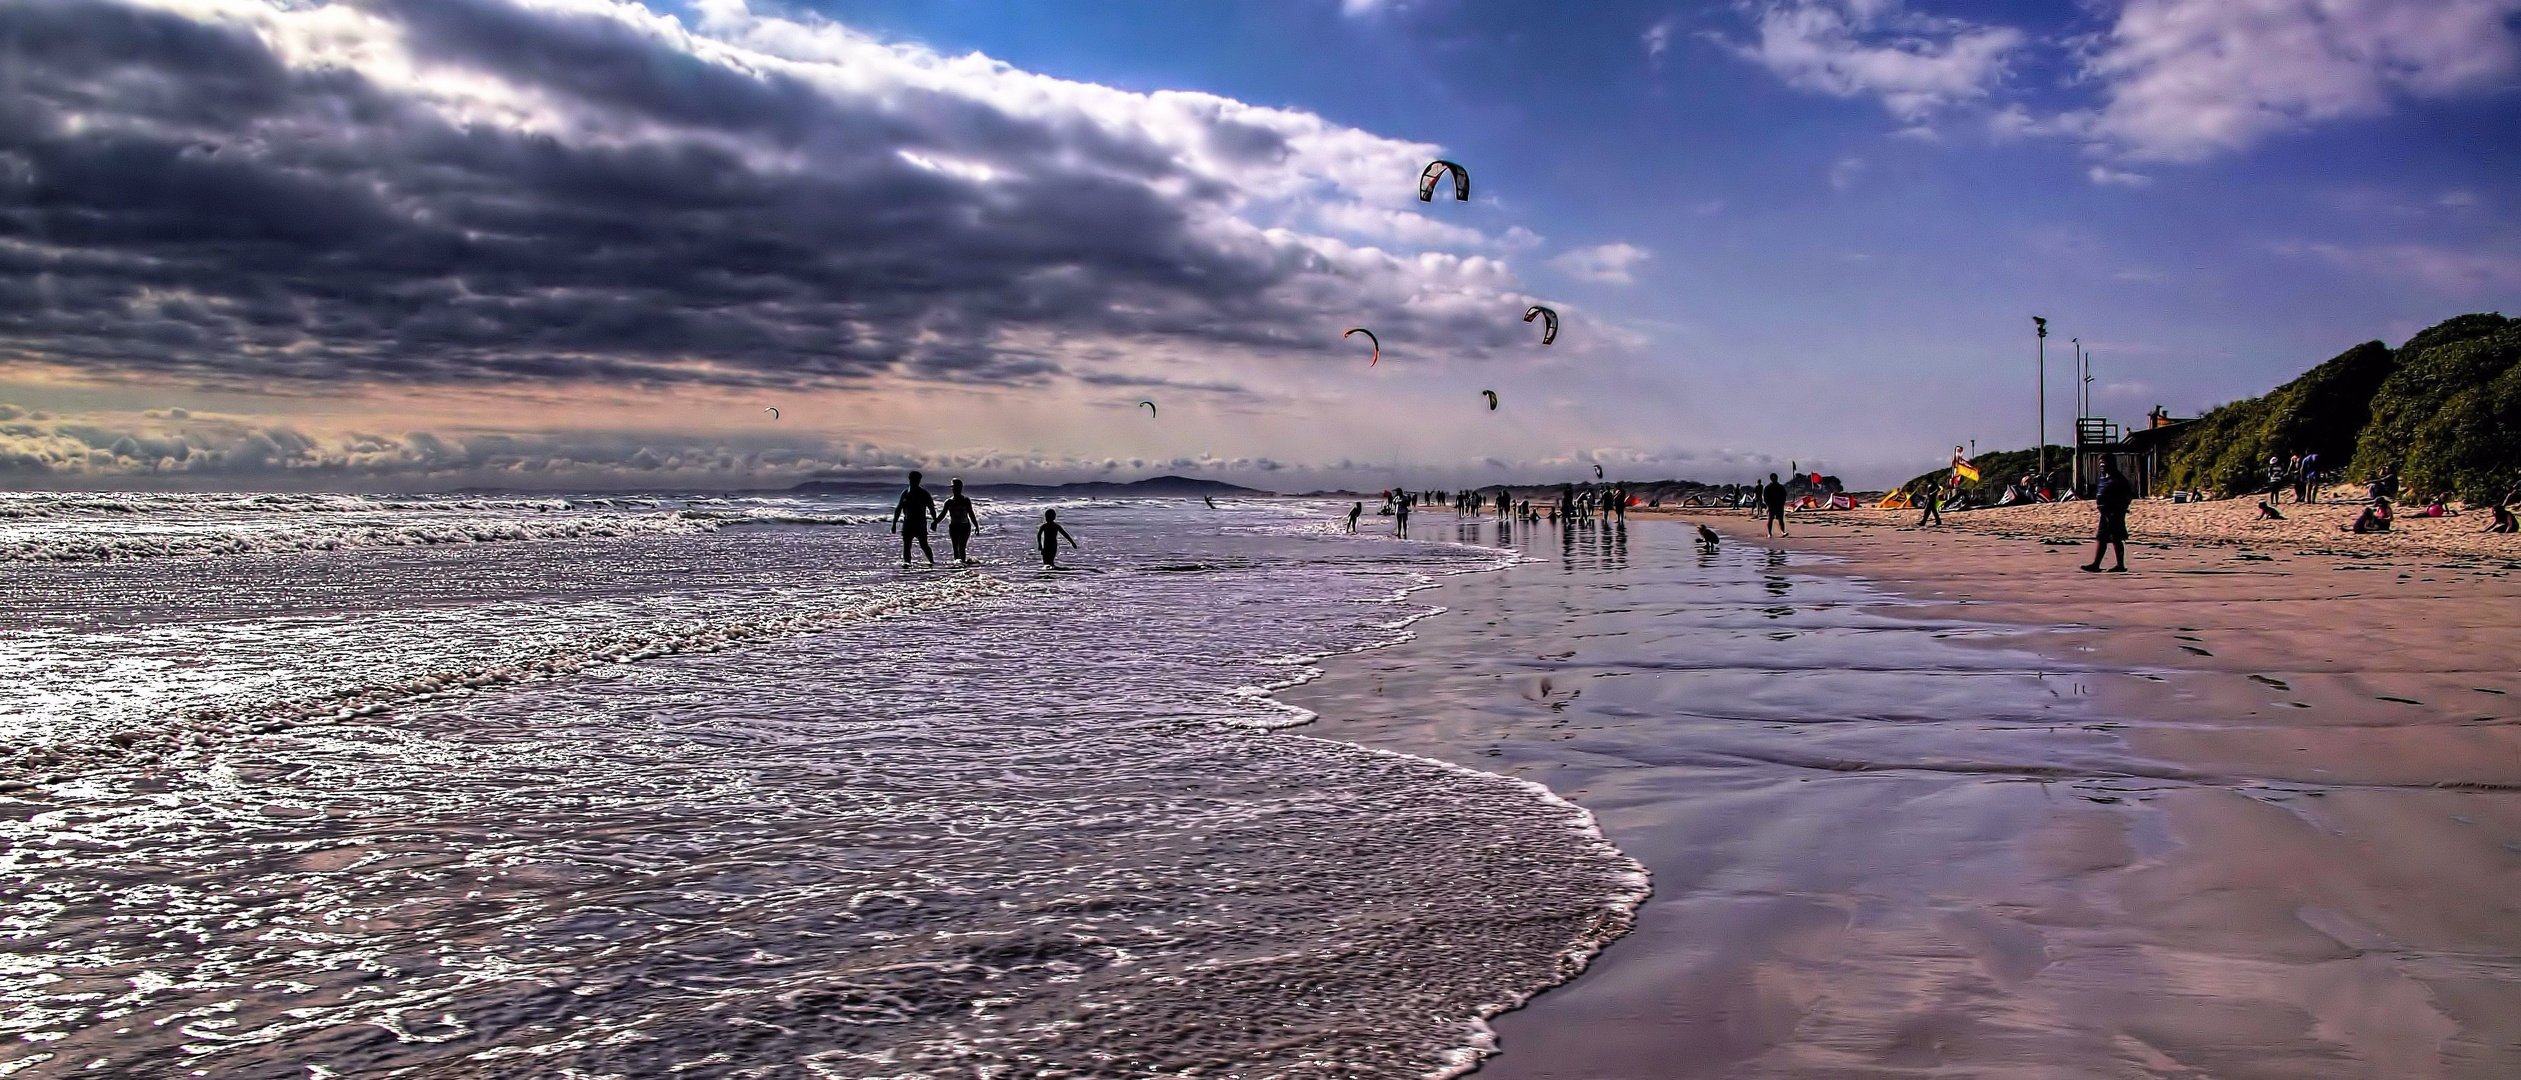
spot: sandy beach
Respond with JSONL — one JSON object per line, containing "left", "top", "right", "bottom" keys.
{"left": 1285, "top": 507, "right": 2521, "bottom": 1078}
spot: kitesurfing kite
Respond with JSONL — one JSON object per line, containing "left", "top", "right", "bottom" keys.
{"left": 1593, "top": 463, "right": 1605, "bottom": 480}
{"left": 764, "top": 407, "right": 779, "bottom": 420}
{"left": 1139, "top": 400, "right": 1158, "bottom": 418}
{"left": 1345, "top": 327, "right": 1381, "bottom": 366}
{"left": 1523, "top": 305, "right": 1558, "bottom": 345}
{"left": 1480, "top": 390, "right": 1499, "bottom": 411}
{"left": 1418, "top": 160, "right": 1468, "bottom": 202}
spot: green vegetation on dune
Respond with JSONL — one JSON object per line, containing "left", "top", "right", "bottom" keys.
{"left": 2349, "top": 315, "right": 2520, "bottom": 503}
{"left": 2165, "top": 339, "right": 2397, "bottom": 497}
{"left": 2163, "top": 312, "right": 2517, "bottom": 503}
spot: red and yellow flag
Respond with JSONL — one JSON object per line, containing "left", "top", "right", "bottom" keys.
{"left": 1951, "top": 446, "right": 1980, "bottom": 483}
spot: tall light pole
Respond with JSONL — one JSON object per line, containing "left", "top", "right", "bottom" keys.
{"left": 2033, "top": 317, "right": 2048, "bottom": 479}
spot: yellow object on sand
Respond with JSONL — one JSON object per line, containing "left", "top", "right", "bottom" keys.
{"left": 1876, "top": 491, "right": 1913, "bottom": 509}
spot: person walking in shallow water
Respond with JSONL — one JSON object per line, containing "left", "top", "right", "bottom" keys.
{"left": 1761, "top": 473, "right": 1789, "bottom": 536}
{"left": 1346, "top": 501, "right": 1362, "bottom": 533}
{"left": 890, "top": 470, "right": 937, "bottom": 566}
{"left": 935, "top": 478, "right": 978, "bottom": 565}
{"left": 1036, "top": 509, "right": 1077, "bottom": 566}
{"left": 2082, "top": 459, "right": 2133, "bottom": 573}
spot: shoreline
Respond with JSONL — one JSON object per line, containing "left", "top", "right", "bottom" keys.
{"left": 1286, "top": 509, "right": 2521, "bottom": 1077}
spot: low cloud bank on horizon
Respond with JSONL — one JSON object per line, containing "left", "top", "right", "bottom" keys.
{"left": 0, "top": 403, "right": 1789, "bottom": 491}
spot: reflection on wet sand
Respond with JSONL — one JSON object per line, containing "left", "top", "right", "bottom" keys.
{"left": 1282, "top": 515, "right": 2521, "bottom": 1079}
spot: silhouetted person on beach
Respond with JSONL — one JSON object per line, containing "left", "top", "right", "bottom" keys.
{"left": 1395, "top": 492, "right": 1412, "bottom": 534}
{"left": 1761, "top": 474, "right": 1788, "bottom": 536}
{"left": 1036, "top": 509, "right": 1077, "bottom": 566}
{"left": 2082, "top": 460, "right": 2132, "bottom": 572}
{"left": 2256, "top": 498, "right": 2284, "bottom": 521}
{"left": 936, "top": 478, "right": 978, "bottom": 565}
{"left": 891, "top": 470, "right": 937, "bottom": 566}
{"left": 1347, "top": 502, "right": 1363, "bottom": 533}
{"left": 1917, "top": 484, "right": 1943, "bottom": 526}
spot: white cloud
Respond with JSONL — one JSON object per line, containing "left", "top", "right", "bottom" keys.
{"left": 1646, "top": 17, "right": 1678, "bottom": 64}
{"left": 1549, "top": 243, "right": 1653, "bottom": 285}
{"left": 1729, "top": 0, "right": 2026, "bottom": 120}
{"left": 0, "top": 0, "right": 1553, "bottom": 395}
{"left": 2088, "top": 165, "right": 2153, "bottom": 187}
{"left": 2280, "top": 240, "right": 2521, "bottom": 295}
{"left": 2080, "top": 0, "right": 2521, "bottom": 162}
{"left": 1829, "top": 155, "right": 1868, "bottom": 190}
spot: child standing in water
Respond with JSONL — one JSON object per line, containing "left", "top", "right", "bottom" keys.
{"left": 1036, "top": 509, "right": 1077, "bottom": 567}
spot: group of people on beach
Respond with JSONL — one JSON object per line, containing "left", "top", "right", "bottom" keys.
{"left": 888, "top": 471, "right": 1074, "bottom": 567}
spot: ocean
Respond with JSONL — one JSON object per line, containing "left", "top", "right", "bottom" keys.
{"left": 0, "top": 490, "right": 1645, "bottom": 1079}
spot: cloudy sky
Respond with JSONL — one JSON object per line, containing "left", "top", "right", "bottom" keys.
{"left": 3, "top": 0, "right": 2516, "bottom": 490}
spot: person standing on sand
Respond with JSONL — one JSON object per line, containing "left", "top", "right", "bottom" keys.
{"left": 1917, "top": 483, "right": 1943, "bottom": 527}
{"left": 1036, "top": 509, "right": 1077, "bottom": 566}
{"left": 1762, "top": 473, "right": 1788, "bottom": 536}
{"left": 890, "top": 470, "right": 937, "bottom": 566}
{"left": 2082, "top": 460, "right": 2133, "bottom": 573}
{"left": 935, "top": 478, "right": 979, "bottom": 565}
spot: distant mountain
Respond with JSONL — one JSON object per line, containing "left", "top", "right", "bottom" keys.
{"left": 790, "top": 474, "right": 1277, "bottom": 498}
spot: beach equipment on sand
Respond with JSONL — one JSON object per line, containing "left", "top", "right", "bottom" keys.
{"left": 1418, "top": 160, "right": 1469, "bottom": 202}
{"left": 1876, "top": 490, "right": 1913, "bottom": 509}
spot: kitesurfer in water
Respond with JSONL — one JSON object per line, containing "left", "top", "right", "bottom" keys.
{"left": 1037, "top": 509, "right": 1078, "bottom": 567}
{"left": 1347, "top": 502, "right": 1363, "bottom": 533}
{"left": 891, "top": 470, "right": 937, "bottom": 566}
{"left": 935, "top": 478, "right": 979, "bottom": 565}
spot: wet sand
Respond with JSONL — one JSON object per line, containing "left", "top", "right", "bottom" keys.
{"left": 1284, "top": 512, "right": 2521, "bottom": 1078}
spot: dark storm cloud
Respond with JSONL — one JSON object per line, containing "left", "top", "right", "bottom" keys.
{"left": 0, "top": 0, "right": 1528, "bottom": 392}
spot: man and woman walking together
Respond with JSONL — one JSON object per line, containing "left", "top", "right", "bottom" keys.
{"left": 891, "top": 472, "right": 1074, "bottom": 567}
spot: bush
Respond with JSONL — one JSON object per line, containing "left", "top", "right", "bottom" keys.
{"left": 2350, "top": 316, "right": 2521, "bottom": 502}
{"left": 2165, "top": 340, "right": 2396, "bottom": 497}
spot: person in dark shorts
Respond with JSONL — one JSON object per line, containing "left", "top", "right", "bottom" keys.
{"left": 2082, "top": 460, "right": 2133, "bottom": 572}
{"left": 935, "top": 477, "right": 979, "bottom": 565}
{"left": 1346, "top": 502, "right": 1363, "bottom": 533}
{"left": 1036, "top": 508, "right": 1077, "bottom": 566}
{"left": 890, "top": 470, "right": 937, "bottom": 566}
{"left": 1761, "top": 473, "right": 1788, "bottom": 536}
{"left": 1917, "top": 483, "right": 1943, "bottom": 526}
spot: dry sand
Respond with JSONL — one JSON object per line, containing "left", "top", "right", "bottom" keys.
{"left": 1285, "top": 507, "right": 2521, "bottom": 1078}
{"left": 1796, "top": 495, "right": 2521, "bottom": 562}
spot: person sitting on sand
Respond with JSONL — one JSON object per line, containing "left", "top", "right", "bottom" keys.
{"left": 2414, "top": 501, "right": 2457, "bottom": 518}
{"left": 2081, "top": 459, "right": 2133, "bottom": 573}
{"left": 2257, "top": 498, "right": 2284, "bottom": 521}
{"left": 2490, "top": 502, "right": 2517, "bottom": 533}
{"left": 1036, "top": 509, "right": 1077, "bottom": 566}
{"left": 2346, "top": 501, "right": 2393, "bottom": 534}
